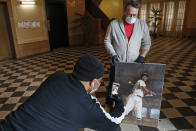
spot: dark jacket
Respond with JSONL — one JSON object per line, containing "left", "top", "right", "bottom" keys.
{"left": 0, "top": 72, "right": 125, "bottom": 131}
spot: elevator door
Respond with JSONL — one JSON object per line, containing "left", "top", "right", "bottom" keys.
{"left": 0, "top": 3, "right": 13, "bottom": 61}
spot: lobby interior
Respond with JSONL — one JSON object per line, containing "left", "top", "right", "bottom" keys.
{"left": 0, "top": 0, "right": 196, "bottom": 131}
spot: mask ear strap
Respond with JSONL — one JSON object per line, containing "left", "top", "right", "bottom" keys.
{"left": 91, "top": 82, "right": 94, "bottom": 89}
{"left": 95, "top": 79, "right": 100, "bottom": 84}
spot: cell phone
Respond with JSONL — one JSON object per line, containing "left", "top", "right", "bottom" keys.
{"left": 112, "top": 82, "right": 120, "bottom": 95}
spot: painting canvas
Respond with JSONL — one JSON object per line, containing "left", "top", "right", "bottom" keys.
{"left": 115, "top": 63, "right": 166, "bottom": 128}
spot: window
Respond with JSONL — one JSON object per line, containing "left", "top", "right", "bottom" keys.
{"left": 166, "top": 1, "right": 175, "bottom": 31}
{"left": 138, "top": 0, "right": 187, "bottom": 36}
{"left": 176, "top": 0, "right": 186, "bottom": 31}
{"left": 139, "top": 3, "right": 147, "bottom": 22}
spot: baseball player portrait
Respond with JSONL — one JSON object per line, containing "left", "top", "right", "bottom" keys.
{"left": 124, "top": 72, "right": 156, "bottom": 124}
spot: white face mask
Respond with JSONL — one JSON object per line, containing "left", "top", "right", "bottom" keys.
{"left": 125, "top": 16, "right": 137, "bottom": 24}
{"left": 89, "top": 79, "right": 101, "bottom": 94}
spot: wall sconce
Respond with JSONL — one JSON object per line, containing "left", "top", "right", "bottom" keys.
{"left": 20, "top": 1, "right": 36, "bottom": 5}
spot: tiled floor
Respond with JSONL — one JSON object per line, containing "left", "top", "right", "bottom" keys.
{"left": 0, "top": 37, "right": 196, "bottom": 131}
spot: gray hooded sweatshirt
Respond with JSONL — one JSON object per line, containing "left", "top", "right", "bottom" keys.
{"left": 104, "top": 18, "right": 151, "bottom": 62}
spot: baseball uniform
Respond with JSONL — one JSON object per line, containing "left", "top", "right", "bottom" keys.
{"left": 124, "top": 80, "right": 146, "bottom": 119}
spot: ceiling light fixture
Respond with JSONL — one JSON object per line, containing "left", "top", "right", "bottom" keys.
{"left": 20, "top": 1, "right": 36, "bottom": 5}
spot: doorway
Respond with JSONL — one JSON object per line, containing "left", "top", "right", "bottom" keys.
{"left": 45, "top": 0, "right": 69, "bottom": 50}
{"left": 0, "top": 2, "right": 15, "bottom": 61}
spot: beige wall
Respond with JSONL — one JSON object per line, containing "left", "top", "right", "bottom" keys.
{"left": 0, "top": 0, "right": 50, "bottom": 59}
{"left": 11, "top": 0, "right": 48, "bottom": 44}
{"left": 66, "top": 0, "right": 85, "bottom": 46}
{"left": 0, "top": 3, "right": 12, "bottom": 60}
{"left": 99, "top": 0, "right": 123, "bottom": 19}
{"left": 11, "top": 0, "right": 50, "bottom": 58}
{"left": 1, "top": 0, "right": 85, "bottom": 58}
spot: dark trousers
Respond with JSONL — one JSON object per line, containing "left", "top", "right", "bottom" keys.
{"left": 105, "top": 65, "right": 122, "bottom": 131}
{"left": 105, "top": 64, "right": 115, "bottom": 107}
{"left": 96, "top": 124, "right": 121, "bottom": 131}
{"left": 115, "top": 125, "right": 122, "bottom": 131}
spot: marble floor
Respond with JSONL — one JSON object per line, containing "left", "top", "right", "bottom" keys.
{"left": 0, "top": 37, "right": 196, "bottom": 131}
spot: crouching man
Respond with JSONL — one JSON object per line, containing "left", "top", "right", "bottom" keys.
{"left": 0, "top": 54, "right": 126, "bottom": 131}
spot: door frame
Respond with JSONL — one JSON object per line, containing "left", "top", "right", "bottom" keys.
{"left": 44, "top": 0, "right": 69, "bottom": 50}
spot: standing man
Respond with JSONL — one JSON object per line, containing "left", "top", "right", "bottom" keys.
{"left": 104, "top": 0, "right": 151, "bottom": 107}
{"left": 0, "top": 54, "right": 125, "bottom": 131}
